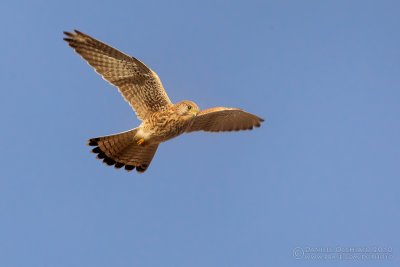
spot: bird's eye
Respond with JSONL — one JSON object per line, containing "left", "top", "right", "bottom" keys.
{"left": 187, "top": 105, "right": 192, "bottom": 110}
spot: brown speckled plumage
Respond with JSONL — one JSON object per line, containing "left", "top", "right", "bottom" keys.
{"left": 64, "top": 30, "right": 264, "bottom": 173}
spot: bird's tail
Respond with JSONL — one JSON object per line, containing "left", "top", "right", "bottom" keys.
{"left": 88, "top": 128, "right": 158, "bottom": 173}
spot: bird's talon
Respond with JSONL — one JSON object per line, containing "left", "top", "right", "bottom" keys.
{"left": 137, "top": 138, "right": 145, "bottom": 146}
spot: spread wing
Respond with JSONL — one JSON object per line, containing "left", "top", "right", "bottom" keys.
{"left": 186, "top": 107, "right": 264, "bottom": 133}
{"left": 63, "top": 30, "right": 172, "bottom": 120}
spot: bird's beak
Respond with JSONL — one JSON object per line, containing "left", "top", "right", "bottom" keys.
{"left": 190, "top": 110, "right": 198, "bottom": 116}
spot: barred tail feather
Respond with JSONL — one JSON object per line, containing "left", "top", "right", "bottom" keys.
{"left": 88, "top": 128, "right": 158, "bottom": 173}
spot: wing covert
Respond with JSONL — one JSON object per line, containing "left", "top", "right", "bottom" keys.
{"left": 186, "top": 107, "right": 264, "bottom": 133}
{"left": 64, "top": 30, "right": 172, "bottom": 120}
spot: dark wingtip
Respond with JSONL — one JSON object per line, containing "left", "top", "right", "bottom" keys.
{"left": 74, "top": 29, "right": 84, "bottom": 35}
{"left": 254, "top": 117, "right": 265, "bottom": 128}
{"left": 97, "top": 152, "right": 106, "bottom": 159}
{"left": 63, "top": 31, "right": 73, "bottom": 37}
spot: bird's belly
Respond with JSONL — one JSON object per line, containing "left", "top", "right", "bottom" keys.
{"left": 138, "top": 120, "right": 189, "bottom": 144}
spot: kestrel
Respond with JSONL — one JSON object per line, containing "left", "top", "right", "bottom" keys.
{"left": 64, "top": 30, "right": 264, "bottom": 173}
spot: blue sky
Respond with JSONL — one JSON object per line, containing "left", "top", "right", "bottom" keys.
{"left": 0, "top": 0, "right": 399, "bottom": 266}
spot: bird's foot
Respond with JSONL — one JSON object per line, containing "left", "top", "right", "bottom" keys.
{"left": 136, "top": 138, "right": 146, "bottom": 146}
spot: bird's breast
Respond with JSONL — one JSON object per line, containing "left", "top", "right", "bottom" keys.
{"left": 140, "top": 113, "right": 191, "bottom": 143}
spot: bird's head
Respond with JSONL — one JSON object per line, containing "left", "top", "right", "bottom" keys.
{"left": 174, "top": 100, "right": 200, "bottom": 118}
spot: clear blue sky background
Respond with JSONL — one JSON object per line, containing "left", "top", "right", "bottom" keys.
{"left": 0, "top": 0, "right": 399, "bottom": 266}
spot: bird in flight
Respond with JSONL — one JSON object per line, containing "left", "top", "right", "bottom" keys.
{"left": 64, "top": 30, "right": 264, "bottom": 173}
